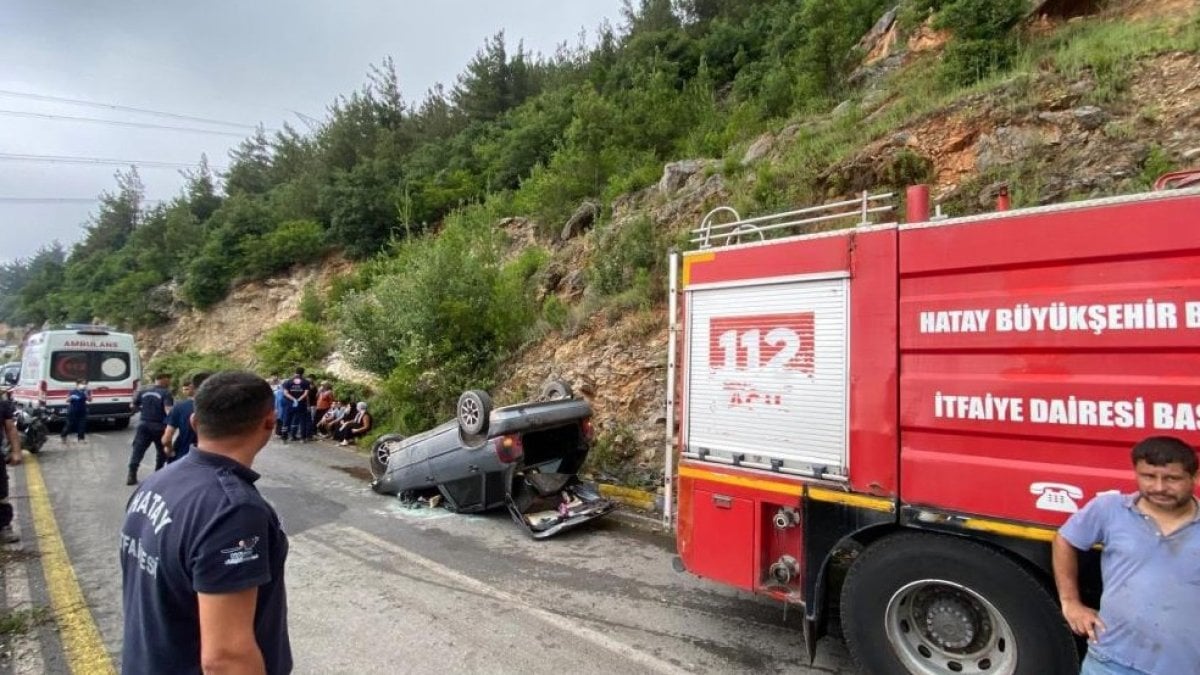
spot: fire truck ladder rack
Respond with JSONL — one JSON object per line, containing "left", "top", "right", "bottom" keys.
{"left": 693, "top": 190, "right": 895, "bottom": 249}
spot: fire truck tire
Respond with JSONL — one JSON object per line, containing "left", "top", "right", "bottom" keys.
{"left": 840, "top": 532, "right": 1077, "bottom": 675}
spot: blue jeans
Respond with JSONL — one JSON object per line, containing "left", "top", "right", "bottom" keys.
{"left": 1081, "top": 652, "right": 1149, "bottom": 675}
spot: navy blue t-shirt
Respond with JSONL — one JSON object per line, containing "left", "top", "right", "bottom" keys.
{"left": 283, "top": 377, "right": 311, "bottom": 410}
{"left": 66, "top": 388, "right": 89, "bottom": 414}
{"left": 133, "top": 385, "right": 174, "bottom": 426}
{"left": 164, "top": 399, "right": 196, "bottom": 460}
{"left": 120, "top": 450, "right": 291, "bottom": 675}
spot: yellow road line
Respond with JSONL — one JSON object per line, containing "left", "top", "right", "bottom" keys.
{"left": 24, "top": 454, "right": 116, "bottom": 675}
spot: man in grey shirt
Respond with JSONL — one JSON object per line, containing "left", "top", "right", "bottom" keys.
{"left": 1053, "top": 435, "right": 1200, "bottom": 675}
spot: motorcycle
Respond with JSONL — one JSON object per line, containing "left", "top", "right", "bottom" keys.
{"left": 13, "top": 406, "right": 48, "bottom": 454}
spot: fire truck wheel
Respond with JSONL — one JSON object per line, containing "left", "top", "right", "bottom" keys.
{"left": 840, "top": 532, "right": 1077, "bottom": 675}
{"left": 368, "top": 433, "right": 406, "bottom": 480}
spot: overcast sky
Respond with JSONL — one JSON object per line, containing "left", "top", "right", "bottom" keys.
{"left": 0, "top": 1, "right": 625, "bottom": 264}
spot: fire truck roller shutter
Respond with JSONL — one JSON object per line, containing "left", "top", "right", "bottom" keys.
{"left": 684, "top": 276, "right": 849, "bottom": 476}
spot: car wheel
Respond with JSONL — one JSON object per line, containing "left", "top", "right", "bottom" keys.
{"left": 113, "top": 417, "right": 131, "bottom": 430}
{"left": 539, "top": 379, "right": 573, "bottom": 401}
{"left": 368, "top": 433, "right": 406, "bottom": 479}
{"left": 457, "top": 390, "right": 492, "bottom": 436}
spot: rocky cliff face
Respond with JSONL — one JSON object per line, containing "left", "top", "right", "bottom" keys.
{"left": 136, "top": 255, "right": 353, "bottom": 368}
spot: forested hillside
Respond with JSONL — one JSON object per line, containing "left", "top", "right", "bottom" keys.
{"left": 2, "top": 0, "right": 1197, "bottom": 474}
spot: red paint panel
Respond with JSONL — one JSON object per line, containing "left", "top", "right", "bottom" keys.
{"left": 686, "top": 235, "right": 851, "bottom": 286}
{"left": 899, "top": 193, "right": 1200, "bottom": 526}
{"left": 847, "top": 229, "right": 899, "bottom": 495}
{"left": 900, "top": 195, "right": 1200, "bottom": 275}
{"left": 686, "top": 489, "right": 756, "bottom": 589}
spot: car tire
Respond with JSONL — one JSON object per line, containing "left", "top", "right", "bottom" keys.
{"left": 368, "top": 433, "right": 406, "bottom": 480}
{"left": 841, "top": 532, "right": 1078, "bottom": 675}
{"left": 539, "top": 379, "right": 573, "bottom": 401}
{"left": 457, "top": 390, "right": 492, "bottom": 437}
{"left": 113, "top": 417, "right": 130, "bottom": 430}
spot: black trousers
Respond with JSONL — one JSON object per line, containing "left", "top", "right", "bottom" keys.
{"left": 128, "top": 423, "right": 167, "bottom": 471}
{"left": 63, "top": 410, "right": 87, "bottom": 439}
{"left": 0, "top": 462, "right": 10, "bottom": 530}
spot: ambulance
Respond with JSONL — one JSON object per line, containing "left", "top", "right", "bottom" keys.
{"left": 11, "top": 325, "right": 142, "bottom": 428}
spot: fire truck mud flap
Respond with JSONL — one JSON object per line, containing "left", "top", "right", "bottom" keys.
{"left": 506, "top": 472, "right": 617, "bottom": 539}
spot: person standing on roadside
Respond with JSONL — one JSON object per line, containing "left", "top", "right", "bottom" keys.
{"left": 282, "top": 368, "right": 311, "bottom": 443}
{"left": 162, "top": 372, "right": 211, "bottom": 464}
{"left": 0, "top": 387, "right": 24, "bottom": 544}
{"left": 120, "top": 370, "right": 291, "bottom": 674}
{"left": 270, "top": 377, "right": 286, "bottom": 440}
{"left": 311, "top": 382, "right": 333, "bottom": 438}
{"left": 1053, "top": 435, "right": 1200, "bottom": 675}
{"left": 62, "top": 379, "right": 91, "bottom": 444}
{"left": 126, "top": 373, "right": 174, "bottom": 485}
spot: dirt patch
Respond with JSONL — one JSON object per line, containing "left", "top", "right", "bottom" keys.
{"left": 332, "top": 465, "right": 373, "bottom": 482}
{"left": 1118, "top": 0, "right": 1198, "bottom": 21}
{"left": 0, "top": 548, "right": 41, "bottom": 565}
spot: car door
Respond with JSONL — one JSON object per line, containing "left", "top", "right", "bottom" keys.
{"left": 429, "top": 431, "right": 494, "bottom": 512}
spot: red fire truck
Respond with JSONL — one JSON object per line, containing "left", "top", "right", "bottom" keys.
{"left": 665, "top": 175, "right": 1200, "bottom": 674}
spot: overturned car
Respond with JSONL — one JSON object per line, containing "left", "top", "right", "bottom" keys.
{"left": 368, "top": 382, "right": 616, "bottom": 539}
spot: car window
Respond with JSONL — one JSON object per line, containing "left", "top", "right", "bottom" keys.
{"left": 50, "top": 351, "right": 131, "bottom": 382}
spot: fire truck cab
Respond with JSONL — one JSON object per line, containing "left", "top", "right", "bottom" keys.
{"left": 667, "top": 183, "right": 1200, "bottom": 674}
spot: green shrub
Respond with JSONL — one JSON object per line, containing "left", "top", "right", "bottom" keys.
{"left": 299, "top": 282, "right": 325, "bottom": 323}
{"left": 241, "top": 220, "right": 326, "bottom": 278}
{"left": 334, "top": 214, "right": 538, "bottom": 430}
{"left": 253, "top": 320, "right": 332, "bottom": 375}
{"left": 589, "top": 216, "right": 668, "bottom": 302}
{"left": 541, "top": 295, "right": 569, "bottom": 330}
{"left": 146, "top": 351, "right": 243, "bottom": 392}
{"left": 933, "top": 0, "right": 1026, "bottom": 86}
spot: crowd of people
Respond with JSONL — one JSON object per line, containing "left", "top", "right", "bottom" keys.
{"left": 269, "top": 367, "right": 372, "bottom": 447}
{"left": 119, "top": 366, "right": 372, "bottom": 485}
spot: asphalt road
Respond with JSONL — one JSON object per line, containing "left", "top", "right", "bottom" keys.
{"left": 13, "top": 426, "right": 855, "bottom": 674}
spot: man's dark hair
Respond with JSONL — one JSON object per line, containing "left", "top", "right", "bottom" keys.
{"left": 294, "top": 367, "right": 305, "bottom": 376}
{"left": 155, "top": 372, "right": 171, "bottom": 381}
{"left": 194, "top": 371, "right": 273, "bottom": 440}
{"left": 190, "top": 371, "right": 212, "bottom": 389}
{"left": 1132, "top": 436, "right": 1198, "bottom": 475}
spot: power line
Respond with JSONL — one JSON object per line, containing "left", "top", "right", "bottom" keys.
{"left": 0, "top": 197, "right": 100, "bottom": 203}
{"left": 0, "top": 152, "right": 219, "bottom": 170}
{"left": 0, "top": 197, "right": 166, "bottom": 203}
{"left": 0, "top": 89, "right": 262, "bottom": 131}
{"left": 0, "top": 109, "right": 248, "bottom": 137}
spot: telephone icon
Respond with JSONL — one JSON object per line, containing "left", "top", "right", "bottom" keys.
{"left": 1030, "top": 482, "right": 1083, "bottom": 514}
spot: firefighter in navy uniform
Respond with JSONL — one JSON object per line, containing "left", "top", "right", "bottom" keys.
{"left": 126, "top": 373, "right": 174, "bottom": 485}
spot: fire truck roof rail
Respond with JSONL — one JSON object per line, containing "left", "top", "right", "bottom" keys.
{"left": 693, "top": 190, "right": 894, "bottom": 249}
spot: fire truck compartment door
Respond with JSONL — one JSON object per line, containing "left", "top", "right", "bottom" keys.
{"left": 684, "top": 277, "right": 849, "bottom": 476}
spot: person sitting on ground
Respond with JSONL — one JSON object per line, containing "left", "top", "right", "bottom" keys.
{"left": 333, "top": 402, "right": 372, "bottom": 446}
{"left": 312, "top": 382, "right": 333, "bottom": 433}
{"left": 316, "top": 400, "right": 344, "bottom": 438}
